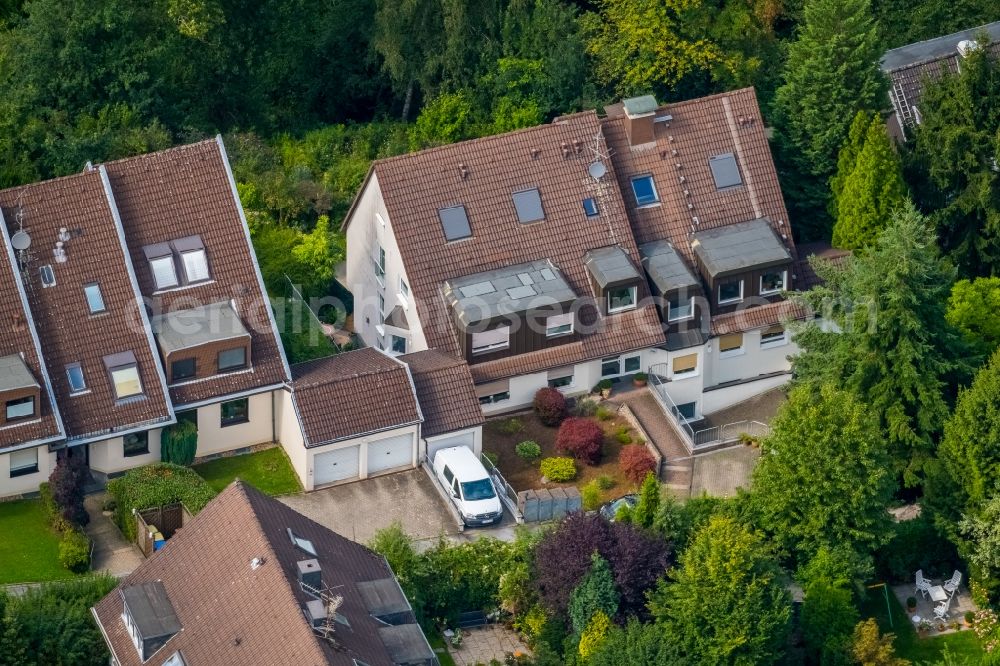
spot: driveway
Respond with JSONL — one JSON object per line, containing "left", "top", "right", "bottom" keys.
{"left": 279, "top": 469, "right": 461, "bottom": 545}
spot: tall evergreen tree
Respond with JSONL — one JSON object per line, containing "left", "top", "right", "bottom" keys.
{"left": 828, "top": 111, "right": 870, "bottom": 220}
{"left": 832, "top": 114, "right": 909, "bottom": 249}
{"left": 773, "top": 0, "right": 883, "bottom": 238}
{"left": 791, "top": 204, "right": 971, "bottom": 485}
{"left": 568, "top": 552, "right": 619, "bottom": 634}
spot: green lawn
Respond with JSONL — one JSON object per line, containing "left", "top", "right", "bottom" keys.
{"left": 427, "top": 632, "right": 456, "bottom": 666}
{"left": 0, "top": 499, "right": 72, "bottom": 584}
{"left": 193, "top": 447, "right": 302, "bottom": 496}
{"left": 861, "top": 587, "right": 985, "bottom": 663}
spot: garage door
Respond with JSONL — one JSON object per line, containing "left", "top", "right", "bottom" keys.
{"left": 427, "top": 432, "right": 475, "bottom": 463}
{"left": 313, "top": 445, "right": 360, "bottom": 486}
{"left": 367, "top": 433, "right": 414, "bottom": 475}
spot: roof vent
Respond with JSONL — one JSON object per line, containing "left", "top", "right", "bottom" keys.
{"left": 58, "top": 227, "right": 70, "bottom": 243}
{"left": 53, "top": 242, "right": 67, "bottom": 263}
{"left": 530, "top": 148, "right": 539, "bottom": 159}
{"left": 692, "top": 216, "right": 700, "bottom": 225}
{"left": 250, "top": 557, "right": 265, "bottom": 570}
{"left": 573, "top": 140, "right": 582, "bottom": 154}
{"left": 958, "top": 39, "right": 979, "bottom": 58}
{"left": 458, "top": 164, "right": 469, "bottom": 180}
{"left": 561, "top": 142, "right": 570, "bottom": 158}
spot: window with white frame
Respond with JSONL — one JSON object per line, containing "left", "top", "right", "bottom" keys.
{"left": 84, "top": 283, "right": 106, "bottom": 314}
{"left": 601, "top": 356, "right": 621, "bottom": 377}
{"left": 181, "top": 249, "right": 210, "bottom": 283}
{"left": 377, "top": 292, "right": 385, "bottom": 325}
{"left": 545, "top": 312, "right": 574, "bottom": 337}
{"left": 718, "top": 279, "right": 743, "bottom": 304}
{"left": 760, "top": 270, "right": 787, "bottom": 295}
{"left": 760, "top": 324, "right": 787, "bottom": 347}
{"left": 671, "top": 353, "right": 698, "bottom": 377}
{"left": 623, "top": 355, "right": 641, "bottom": 374}
{"left": 399, "top": 277, "right": 409, "bottom": 302}
{"left": 104, "top": 351, "right": 144, "bottom": 400}
{"left": 150, "top": 256, "right": 179, "bottom": 290}
{"left": 390, "top": 335, "right": 407, "bottom": 354}
{"left": 5, "top": 396, "right": 35, "bottom": 421}
{"left": 374, "top": 245, "right": 386, "bottom": 285}
{"left": 9, "top": 448, "right": 38, "bottom": 478}
{"left": 471, "top": 326, "right": 509, "bottom": 354}
{"left": 607, "top": 285, "right": 637, "bottom": 313}
{"left": 66, "top": 363, "right": 86, "bottom": 394}
{"left": 718, "top": 333, "right": 744, "bottom": 357}
{"left": 667, "top": 294, "right": 694, "bottom": 322}
{"left": 478, "top": 390, "right": 510, "bottom": 405}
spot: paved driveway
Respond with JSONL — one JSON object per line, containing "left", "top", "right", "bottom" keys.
{"left": 279, "top": 469, "right": 461, "bottom": 545}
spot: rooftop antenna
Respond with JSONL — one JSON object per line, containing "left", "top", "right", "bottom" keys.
{"left": 11, "top": 192, "right": 33, "bottom": 272}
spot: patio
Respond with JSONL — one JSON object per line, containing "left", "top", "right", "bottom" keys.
{"left": 892, "top": 575, "right": 977, "bottom": 636}
{"left": 448, "top": 625, "right": 531, "bottom": 666}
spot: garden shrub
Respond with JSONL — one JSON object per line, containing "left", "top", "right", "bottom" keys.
{"left": 568, "top": 553, "right": 619, "bottom": 633}
{"left": 580, "top": 480, "right": 603, "bottom": 511}
{"left": 555, "top": 417, "right": 604, "bottom": 465}
{"left": 58, "top": 528, "right": 91, "bottom": 573}
{"left": 483, "top": 451, "right": 499, "bottom": 466}
{"left": 615, "top": 431, "right": 632, "bottom": 445}
{"left": 578, "top": 610, "right": 612, "bottom": 660}
{"left": 498, "top": 418, "right": 524, "bottom": 435}
{"left": 874, "top": 514, "right": 959, "bottom": 583}
{"left": 515, "top": 604, "right": 550, "bottom": 645}
{"left": 533, "top": 387, "right": 568, "bottom": 426}
{"left": 107, "top": 463, "right": 217, "bottom": 540}
{"left": 516, "top": 440, "right": 542, "bottom": 460}
{"left": 596, "top": 475, "right": 615, "bottom": 491}
{"left": 596, "top": 406, "right": 614, "bottom": 421}
{"left": 573, "top": 398, "right": 598, "bottom": 417}
{"left": 619, "top": 444, "right": 657, "bottom": 483}
{"left": 540, "top": 457, "right": 577, "bottom": 482}
{"left": 49, "top": 455, "right": 89, "bottom": 526}
{"left": 160, "top": 420, "right": 198, "bottom": 466}
{"left": 39, "top": 481, "right": 57, "bottom": 522}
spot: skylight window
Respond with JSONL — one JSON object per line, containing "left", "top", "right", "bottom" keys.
{"left": 631, "top": 175, "right": 659, "bottom": 206}
{"left": 512, "top": 188, "right": 544, "bottom": 223}
{"left": 289, "top": 528, "right": 317, "bottom": 556}
{"left": 709, "top": 153, "right": 742, "bottom": 189}
{"left": 104, "top": 351, "right": 144, "bottom": 400}
{"left": 40, "top": 265, "right": 56, "bottom": 288}
{"left": 84, "top": 283, "right": 106, "bottom": 314}
{"left": 150, "top": 256, "right": 179, "bottom": 290}
{"left": 582, "top": 198, "right": 599, "bottom": 217}
{"left": 181, "top": 249, "right": 210, "bottom": 283}
{"left": 66, "top": 363, "right": 86, "bottom": 394}
{"left": 439, "top": 205, "right": 472, "bottom": 241}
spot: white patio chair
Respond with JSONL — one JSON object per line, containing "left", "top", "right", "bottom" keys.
{"left": 933, "top": 600, "right": 950, "bottom": 621}
{"left": 943, "top": 570, "right": 962, "bottom": 595}
{"left": 915, "top": 569, "right": 932, "bottom": 599}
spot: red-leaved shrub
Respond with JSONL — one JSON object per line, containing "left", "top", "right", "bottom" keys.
{"left": 619, "top": 444, "right": 657, "bottom": 483}
{"left": 555, "top": 417, "right": 604, "bottom": 465}
{"left": 533, "top": 387, "right": 567, "bottom": 426}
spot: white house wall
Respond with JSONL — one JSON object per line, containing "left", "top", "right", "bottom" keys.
{"left": 345, "top": 174, "right": 427, "bottom": 355}
{"left": 1, "top": 445, "right": 57, "bottom": 497}
{"left": 304, "top": 424, "right": 420, "bottom": 492}
{"left": 190, "top": 391, "right": 275, "bottom": 456}
{"left": 275, "top": 389, "right": 309, "bottom": 490}
{"left": 701, "top": 372, "right": 791, "bottom": 414}
{"left": 423, "top": 426, "right": 482, "bottom": 463}
{"left": 704, "top": 328, "right": 794, "bottom": 387}
{"left": 89, "top": 430, "right": 163, "bottom": 478}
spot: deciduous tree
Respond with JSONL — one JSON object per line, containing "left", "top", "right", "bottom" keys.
{"left": 946, "top": 277, "right": 1000, "bottom": 358}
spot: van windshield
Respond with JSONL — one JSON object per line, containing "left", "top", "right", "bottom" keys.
{"left": 461, "top": 478, "right": 496, "bottom": 501}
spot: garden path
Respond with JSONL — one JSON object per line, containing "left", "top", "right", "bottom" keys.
{"left": 84, "top": 493, "right": 143, "bottom": 577}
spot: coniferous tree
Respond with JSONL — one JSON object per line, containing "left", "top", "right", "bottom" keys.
{"left": 832, "top": 115, "right": 909, "bottom": 249}
{"left": 568, "top": 553, "right": 619, "bottom": 635}
{"left": 828, "top": 111, "right": 870, "bottom": 220}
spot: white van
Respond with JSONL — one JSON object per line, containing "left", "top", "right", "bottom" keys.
{"left": 432, "top": 446, "right": 503, "bottom": 527}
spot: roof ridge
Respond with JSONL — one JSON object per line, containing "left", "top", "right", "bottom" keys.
{"left": 98, "top": 138, "right": 219, "bottom": 168}
{"left": 883, "top": 20, "right": 1000, "bottom": 57}
{"left": 0, "top": 167, "right": 102, "bottom": 198}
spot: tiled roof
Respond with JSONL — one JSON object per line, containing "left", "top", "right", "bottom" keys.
{"left": 369, "top": 111, "right": 665, "bottom": 374}
{"left": 602, "top": 87, "right": 796, "bottom": 271}
{"left": 0, "top": 216, "right": 62, "bottom": 450}
{"left": 710, "top": 300, "right": 809, "bottom": 336}
{"left": 291, "top": 349, "right": 421, "bottom": 446}
{"left": 0, "top": 171, "right": 173, "bottom": 442}
{"left": 796, "top": 242, "right": 851, "bottom": 290}
{"left": 401, "top": 349, "right": 483, "bottom": 437}
{"left": 93, "top": 480, "right": 427, "bottom": 666}
{"left": 103, "top": 139, "right": 290, "bottom": 406}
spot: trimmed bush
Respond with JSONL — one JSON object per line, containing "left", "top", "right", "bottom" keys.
{"left": 58, "top": 528, "right": 91, "bottom": 573}
{"left": 533, "top": 387, "right": 568, "bottom": 426}
{"left": 161, "top": 419, "right": 198, "bottom": 466}
{"left": 49, "top": 455, "right": 89, "bottom": 526}
{"left": 581, "top": 480, "right": 603, "bottom": 511}
{"left": 574, "top": 398, "right": 599, "bottom": 417}
{"left": 516, "top": 440, "right": 542, "bottom": 460}
{"left": 615, "top": 431, "right": 633, "bottom": 445}
{"left": 619, "top": 445, "right": 657, "bottom": 484}
{"left": 556, "top": 417, "right": 604, "bottom": 465}
{"left": 497, "top": 418, "right": 524, "bottom": 435}
{"left": 107, "top": 463, "right": 217, "bottom": 540}
{"left": 596, "top": 406, "right": 614, "bottom": 421}
{"left": 540, "top": 457, "right": 577, "bottom": 482}
{"left": 597, "top": 475, "right": 616, "bottom": 491}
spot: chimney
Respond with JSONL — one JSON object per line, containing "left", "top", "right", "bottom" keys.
{"left": 297, "top": 559, "right": 322, "bottom": 593}
{"left": 622, "top": 95, "right": 658, "bottom": 148}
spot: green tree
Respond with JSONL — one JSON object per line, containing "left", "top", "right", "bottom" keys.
{"left": 587, "top": 619, "right": 687, "bottom": 666}
{"left": 790, "top": 204, "right": 971, "bottom": 484}
{"left": 578, "top": 609, "right": 613, "bottom": 660}
{"left": 796, "top": 545, "right": 874, "bottom": 591}
{"left": 649, "top": 515, "right": 791, "bottom": 665}
{"left": 630, "top": 472, "right": 661, "bottom": 530}
{"left": 831, "top": 114, "right": 909, "bottom": 250}
{"left": 752, "top": 384, "right": 894, "bottom": 562}
{"left": 160, "top": 419, "right": 198, "bottom": 466}
{"left": 801, "top": 580, "right": 858, "bottom": 665}
{"left": 410, "top": 91, "right": 480, "bottom": 149}
{"left": 568, "top": 552, "right": 619, "bottom": 634}
{"left": 851, "top": 618, "right": 910, "bottom": 666}
{"left": 911, "top": 40, "right": 1000, "bottom": 275}
{"left": 946, "top": 277, "right": 1000, "bottom": 358}
{"left": 939, "top": 349, "right": 1000, "bottom": 512}
{"left": 772, "top": 0, "right": 883, "bottom": 236}
{"left": 958, "top": 495, "right": 1000, "bottom": 595}
{"left": 828, "top": 111, "right": 870, "bottom": 220}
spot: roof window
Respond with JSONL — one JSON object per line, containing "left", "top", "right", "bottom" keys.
{"left": 512, "top": 188, "right": 544, "bottom": 223}
{"left": 143, "top": 236, "right": 210, "bottom": 291}
{"left": 631, "top": 175, "right": 659, "bottom": 206}
{"left": 84, "top": 283, "right": 106, "bottom": 314}
{"left": 40, "top": 265, "right": 56, "bottom": 288}
{"left": 709, "top": 153, "right": 742, "bottom": 189}
{"left": 150, "top": 256, "right": 179, "bottom": 290}
{"left": 582, "top": 198, "right": 599, "bottom": 217}
{"left": 438, "top": 205, "right": 472, "bottom": 241}
{"left": 66, "top": 363, "right": 87, "bottom": 394}
{"left": 103, "top": 351, "right": 144, "bottom": 400}
{"left": 289, "top": 528, "right": 317, "bottom": 556}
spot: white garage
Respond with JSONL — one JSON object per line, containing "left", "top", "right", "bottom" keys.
{"left": 426, "top": 430, "right": 477, "bottom": 464}
{"left": 367, "top": 433, "right": 415, "bottom": 475}
{"left": 313, "top": 445, "right": 361, "bottom": 486}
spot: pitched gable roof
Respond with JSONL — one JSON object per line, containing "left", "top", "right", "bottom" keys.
{"left": 93, "top": 481, "right": 431, "bottom": 666}
{"left": 0, "top": 170, "right": 173, "bottom": 442}
{"left": 291, "top": 349, "right": 422, "bottom": 446}
{"left": 401, "top": 349, "right": 483, "bottom": 437}
{"left": 369, "top": 112, "right": 664, "bottom": 381}
{"left": 103, "top": 139, "right": 290, "bottom": 406}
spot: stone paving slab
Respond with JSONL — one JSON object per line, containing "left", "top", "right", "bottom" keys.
{"left": 85, "top": 493, "right": 143, "bottom": 577}
{"left": 689, "top": 445, "right": 761, "bottom": 498}
{"left": 449, "top": 625, "right": 531, "bottom": 666}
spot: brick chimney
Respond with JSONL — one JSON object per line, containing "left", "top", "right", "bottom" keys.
{"left": 622, "top": 95, "right": 658, "bottom": 148}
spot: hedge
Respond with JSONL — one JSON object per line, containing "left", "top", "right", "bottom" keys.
{"left": 59, "top": 528, "right": 91, "bottom": 573}
{"left": 107, "top": 463, "right": 217, "bottom": 541}
{"left": 540, "top": 457, "right": 577, "bottom": 482}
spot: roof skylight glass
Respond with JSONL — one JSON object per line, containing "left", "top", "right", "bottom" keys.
{"left": 512, "top": 188, "right": 544, "bottom": 223}
{"left": 709, "top": 153, "right": 742, "bottom": 189}
{"left": 438, "top": 205, "right": 472, "bottom": 241}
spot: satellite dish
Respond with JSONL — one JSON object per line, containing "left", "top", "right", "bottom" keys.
{"left": 11, "top": 230, "right": 31, "bottom": 251}
{"left": 588, "top": 161, "right": 607, "bottom": 181}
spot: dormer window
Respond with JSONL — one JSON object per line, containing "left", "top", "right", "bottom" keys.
{"left": 760, "top": 270, "right": 787, "bottom": 295}
{"left": 150, "top": 255, "right": 179, "bottom": 290}
{"left": 84, "top": 283, "right": 106, "bottom": 314}
{"left": 104, "top": 351, "right": 144, "bottom": 400}
{"left": 718, "top": 279, "right": 743, "bottom": 305}
{"left": 5, "top": 396, "right": 35, "bottom": 421}
{"left": 607, "top": 285, "right": 637, "bottom": 313}
{"left": 181, "top": 249, "right": 209, "bottom": 283}
{"left": 667, "top": 295, "right": 694, "bottom": 322}
{"left": 218, "top": 347, "right": 247, "bottom": 372}
{"left": 545, "top": 312, "right": 574, "bottom": 337}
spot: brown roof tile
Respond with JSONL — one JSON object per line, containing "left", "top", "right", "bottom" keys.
{"left": 602, "top": 88, "right": 796, "bottom": 271}
{"left": 710, "top": 300, "right": 809, "bottom": 336}
{"left": 369, "top": 112, "right": 665, "bottom": 376}
{"left": 291, "top": 349, "right": 421, "bottom": 446}
{"left": 0, "top": 171, "right": 173, "bottom": 442}
{"left": 401, "top": 349, "right": 483, "bottom": 437}
{"left": 796, "top": 242, "right": 851, "bottom": 289}
{"left": 103, "top": 139, "right": 290, "bottom": 406}
{"left": 93, "top": 480, "right": 426, "bottom": 666}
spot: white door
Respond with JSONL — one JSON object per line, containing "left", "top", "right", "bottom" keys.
{"left": 313, "top": 445, "right": 360, "bottom": 486}
{"left": 426, "top": 432, "right": 475, "bottom": 464}
{"left": 366, "top": 433, "right": 414, "bottom": 475}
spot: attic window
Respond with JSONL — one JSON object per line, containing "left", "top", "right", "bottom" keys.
{"left": 439, "top": 205, "right": 472, "bottom": 241}
{"left": 103, "top": 351, "right": 144, "bottom": 400}
{"left": 631, "top": 175, "right": 659, "bottom": 206}
{"left": 150, "top": 256, "right": 179, "bottom": 290}
{"left": 181, "top": 249, "right": 209, "bottom": 283}
{"left": 709, "top": 153, "right": 742, "bottom": 189}
{"left": 512, "top": 188, "right": 544, "bottom": 223}
{"left": 39, "top": 265, "right": 56, "bottom": 288}
{"left": 289, "top": 529, "right": 317, "bottom": 556}
{"left": 582, "top": 198, "right": 599, "bottom": 217}
{"left": 84, "top": 283, "right": 106, "bottom": 314}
